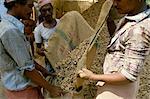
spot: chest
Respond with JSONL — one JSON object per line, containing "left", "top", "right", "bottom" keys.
{"left": 108, "top": 22, "right": 137, "bottom": 52}
{"left": 40, "top": 27, "right": 56, "bottom": 40}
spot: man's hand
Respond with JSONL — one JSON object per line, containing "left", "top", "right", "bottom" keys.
{"left": 78, "top": 68, "right": 94, "bottom": 80}
{"left": 48, "top": 86, "right": 64, "bottom": 98}
{"left": 24, "top": 69, "right": 64, "bottom": 98}
{"left": 37, "top": 48, "right": 45, "bottom": 56}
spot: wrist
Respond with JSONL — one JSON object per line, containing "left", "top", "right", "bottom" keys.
{"left": 89, "top": 73, "right": 96, "bottom": 80}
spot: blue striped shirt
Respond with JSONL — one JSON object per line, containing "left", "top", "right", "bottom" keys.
{"left": 0, "top": 14, "right": 35, "bottom": 91}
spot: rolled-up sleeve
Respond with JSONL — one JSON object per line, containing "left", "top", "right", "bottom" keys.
{"left": 1, "top": 29, "right": 35, "bottom": 74}
{"left": 120, "top": 26, "right": 150, "bottom": 81}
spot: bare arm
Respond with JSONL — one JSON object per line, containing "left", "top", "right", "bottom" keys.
{"left": 78, "top": 68, "right": 130, "bottom": 85}
{"left": 24, "top": 69, "right": 52, "bottom": 90}
{"left": 90, "top": 72, "right": 130, "bottom": 85}
{"left": 34, "top": 61, "right": 55, "bottom": 77}
{"left": 24, "top": 68, "right": 62, "bottom": 97}
{"left": 25, "top": 69, "right": 51, "bottom": 88}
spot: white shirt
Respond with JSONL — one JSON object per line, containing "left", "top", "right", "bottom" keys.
{"left": 34, "top": 19, "right": 60, "bottom": 48}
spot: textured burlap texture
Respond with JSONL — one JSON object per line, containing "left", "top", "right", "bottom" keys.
{"left": 45, "top": 11, "right": 95, "bottom": 68}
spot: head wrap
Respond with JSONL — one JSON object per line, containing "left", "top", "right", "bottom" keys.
{"left": 38, "top": 0, "right": 51, "bottom": 9}
{"left": 5, "top": 0, "right": 15, "bottom": 3}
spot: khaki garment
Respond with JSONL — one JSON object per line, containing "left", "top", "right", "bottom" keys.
{"left": 45, "top": 11, "right": 95, "bottom": 67}
{"left": 96, "top": 80, "right": 139, "bottom": 99}
{"left": 4, "top": 87, "right": 44, "bottom": 99}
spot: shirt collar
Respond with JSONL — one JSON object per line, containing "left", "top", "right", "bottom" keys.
{"left": 2, "top": 14, "right": 24, "bottom": 33}
{"left": 125, "top": 8, "right": 150, "bottom": 22}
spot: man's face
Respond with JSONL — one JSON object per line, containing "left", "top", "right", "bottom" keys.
{"left": 16, "top": 0, "right": 34, "bottom": 20}
{"left": 113, "top": 0, "right": 138, "bottom": 14}
{"left": 40, "top": 3, "right": 53, "bottom": 22}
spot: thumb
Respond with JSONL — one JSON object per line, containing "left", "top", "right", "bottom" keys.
{"left": 79, "top": 72, "right": 85, "bottom": 78}
{"left": 82, "top": 68, "right": 89, "bottom": 72}
{"left": 78, "top": 70, "right": 83, "bottom": 74}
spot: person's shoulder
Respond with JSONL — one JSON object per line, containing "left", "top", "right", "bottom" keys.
{"left": 0, "top": 20, "right": 17, "bottom": 37}
{"left": 0, "top": 20, "right": 16, "bottom": 29}
{"left": 136, "top": 18, "right": 150, "bottom": 31}
{"left": 56, "top": 19, "right": 60, "bottom": 22}
{"left": 128, "top": 18, "right": 150, "bottom": 37}
{"left": 35, "top": 22, "right": 44, "bottom": 28}
{"left": 34, "top": 22, "right": 44, "bottom": 32}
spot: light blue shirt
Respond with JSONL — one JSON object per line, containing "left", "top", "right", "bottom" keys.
{"left": 0, "top": 14, "right": 35, "bottom": 91}
{"left": 0, "top": 0, "right": 7, "bottom": 19}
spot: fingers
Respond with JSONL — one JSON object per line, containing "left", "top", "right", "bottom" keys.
{"left": 59, "top": 88, "right": 65, "bottom": 97}
{"left": 78, "top": 68, "right": 87, "bottom": 78}
{"left": 78, "top": 68, "right": 93, "bottom": 79}
{"left": 61, "top": 90, "right": 67, "bottom": 96}
{"left": 78, "top": 68, "right": 87, "bottom": 74}
{"left": 78, "top": 70, "right": 83, "bottom": 74}
{"left": 82, "top": 68, "right": 91, "bottom": 72}
{"left": 51, "top": 88, "right": 64, "bottom": 98}
{"left": 79, "top": 73, "right": 85, "bottom": 78}
{"left": 81, "top": 68, "right": 87, "bottom": 70}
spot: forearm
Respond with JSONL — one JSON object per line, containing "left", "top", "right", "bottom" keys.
{"left": 24, "top": 69, "right": 53, "bottom": 91}
{"left": 90, "top": 73, "right": 130, "bottom": 85}
{"left": 34, "top": 62, "right": 50, "bottom": 77}
{"left": 34, "top": 61, "right": 46, "bottom": 72}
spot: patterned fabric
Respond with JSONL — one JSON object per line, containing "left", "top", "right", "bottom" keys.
{"left": 0, "top": 14, "right": 35, "bottom": 91}
{"left": 103, "top": 8, "right": 150, "bottom": 82}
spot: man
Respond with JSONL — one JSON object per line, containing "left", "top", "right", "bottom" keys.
{"left": 0, "top": 0, "right": 62, "bottom": 98}
{"left": 78, "top": 0, "right": 150, "bottom": 98}
{"left": 34, "top": 0, "right": 59, "bottom": 72}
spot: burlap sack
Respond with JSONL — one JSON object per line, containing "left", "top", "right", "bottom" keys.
{"left": 43, "top": 0, "right": 113, "bottom": 98}
{"left": 45, "top": 11, "right": 95, "bottom": 67}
